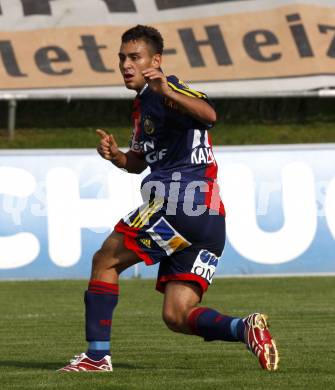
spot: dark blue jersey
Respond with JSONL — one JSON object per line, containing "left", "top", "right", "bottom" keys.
{"left": 130, "top": 75, "right": 225, "bottom": 215}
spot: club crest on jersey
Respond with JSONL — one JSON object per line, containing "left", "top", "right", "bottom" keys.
{"left": 143, "top": 116, "right": 155, "bottom": 135}
{"left": 191, "top": 249, "right": 219, "bottom": 284}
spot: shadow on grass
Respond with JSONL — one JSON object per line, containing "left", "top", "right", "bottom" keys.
{"left": 0, "top": 361, "right": 140, "bottom": 370}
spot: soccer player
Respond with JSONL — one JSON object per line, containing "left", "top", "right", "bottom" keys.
{"left": 59, "top": 25, "right": 279, "bottom": 372}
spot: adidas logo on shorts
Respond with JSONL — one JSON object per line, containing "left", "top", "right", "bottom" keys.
{"left": 140, "top": 238, "right": 152, "bottom": 248}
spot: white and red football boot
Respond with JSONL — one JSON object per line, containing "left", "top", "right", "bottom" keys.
{"left": 58, "top": 353, "right": 113, "bottom": 372}
{"left": 244, "top": 313, "right": 279, "bottom": 371}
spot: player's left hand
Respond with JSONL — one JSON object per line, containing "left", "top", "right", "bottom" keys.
{"left": 142, "top": 68, "right": 171, "bottom": 97}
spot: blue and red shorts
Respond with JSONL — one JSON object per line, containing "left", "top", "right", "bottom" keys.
{"left": 114, "top": 198, "right": 225, "bottom": 295}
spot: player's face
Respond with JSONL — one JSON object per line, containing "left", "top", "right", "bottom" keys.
{"left": 119, "top": 39, "right": 161, "bottom": 91}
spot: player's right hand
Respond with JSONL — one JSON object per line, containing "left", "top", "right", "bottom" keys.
{"left": 96, "top": 129, "right": 120, "bottom": 161}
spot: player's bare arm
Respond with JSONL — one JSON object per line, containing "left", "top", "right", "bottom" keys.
{"left": 142, "top": 68, "right": 217, "bottom": 124}
{"left": 96, "top": 129, "right": 147, "bottom": 174}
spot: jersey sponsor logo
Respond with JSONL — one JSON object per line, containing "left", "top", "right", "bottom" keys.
{"left": 131, "top": 140, "right": 142, "bottom": 153}
{"left": 146, "top": 217, "right": 191, "bottom": 256}
{"left": 142, "top": 139, "right": 168, "bottom": 164}
{"left": 191, "top": 129, "right": 216, "bottom": 165}
{"left": 191, "top": 147, "right": 215, "bottom": 165}
{"left": 146, "top": 149, "right": 168, "bottom": 163}
{"left": 142, "top": 139, "right": 155, "bottom": 152}
{"left": 191, "top": 249, "right": 219, "bottom": 284}
{"left": 129, "top": 126, "right": 142, "bottom": 153}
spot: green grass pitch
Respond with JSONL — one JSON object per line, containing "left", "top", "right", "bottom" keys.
{"left": 0, "top": 277, "right": 334, "bottom": 389}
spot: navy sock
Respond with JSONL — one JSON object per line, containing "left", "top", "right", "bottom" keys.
{"left": 87, "top": 342, "right": 110, "bottom": 361}
{"left": 188, "top": 307, "right": 245, "bottom": 342}
{"left": 85, "top": 280, "right": 119, "bottom": 360}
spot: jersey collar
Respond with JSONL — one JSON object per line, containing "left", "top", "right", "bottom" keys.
{"left": 138, "top": 83, "right": 149, "bottom": 96}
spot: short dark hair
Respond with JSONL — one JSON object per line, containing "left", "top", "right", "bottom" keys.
{"left": 121, "top": 25, "right": 164, "bottom": 55}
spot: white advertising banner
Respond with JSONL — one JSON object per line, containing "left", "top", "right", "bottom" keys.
{"left": 0, "top": 144, "right": 334, "bottom": 279}
{"left": 1, "top": 0, "right": 335, "bottom": 98}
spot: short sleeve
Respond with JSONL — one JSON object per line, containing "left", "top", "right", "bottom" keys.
{"left": 167, "top": 76, "right": 210, "bottom": 101}
{"left": 166, "top": 75, "right": 214, "bottom": 129}
{"left": 129, "top": 127, "right": 143, "bottom": 154}
{"left": 129, "top": 98, "right": 144, "bottom": 156}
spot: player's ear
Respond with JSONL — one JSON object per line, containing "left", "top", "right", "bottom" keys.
{"left": 152, "top": 53, "right": 162, "bottom": 69}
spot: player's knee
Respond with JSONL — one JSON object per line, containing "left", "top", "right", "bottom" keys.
{"left": 92, "top": 248, "right": 118, "bottom": 272}
{"left": 162, "top": 309, "right": 187, "bottom": 333}
{"left": 162, "top": 310, "right": 180, "bottom": 332}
